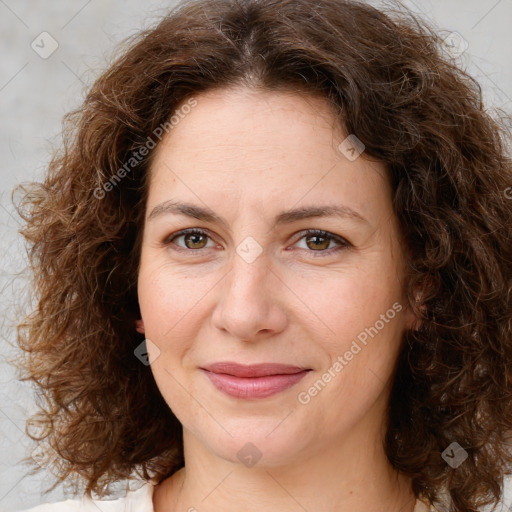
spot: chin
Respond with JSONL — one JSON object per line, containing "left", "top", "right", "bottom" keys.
{"left": 193, "top": 414, "right": 316, "bottom": 468}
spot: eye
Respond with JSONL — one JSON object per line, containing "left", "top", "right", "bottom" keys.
{"left": 164, "top": 229, "right": 217, "bottom": 252}
{"left": 293, "top": 229, "right": 351, "bottom": 256}
{"left": 163, "top": 228, "right": 351, "bottom": 256}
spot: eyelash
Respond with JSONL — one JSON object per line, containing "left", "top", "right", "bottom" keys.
{"left": 163, "top": 228, "right": 351, "bottom": 257}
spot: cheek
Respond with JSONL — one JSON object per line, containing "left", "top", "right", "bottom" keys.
{"left": 137, "top": 262, "right": 216, "bottom": 343}
{"left": 292, "top": 263, "right": 404, "bottom": 347}
{"left": 137, "top": 265, "right": 205, "bottom": 420}
{"left": 336, "top": 274, "right": 405, "bottom": 368}
{"left": 299, "top": 266, "right": 406, "bottom": 392}
{"left": 299, "top": 285, "right": 405, "bottom": 433}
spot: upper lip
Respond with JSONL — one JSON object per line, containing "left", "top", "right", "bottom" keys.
{"left": 201, "top": 362, "right": 309, "bottom": 378}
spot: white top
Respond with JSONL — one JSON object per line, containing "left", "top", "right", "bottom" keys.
{"left": 20, "top": 482, "right": 437, "bottom": 511}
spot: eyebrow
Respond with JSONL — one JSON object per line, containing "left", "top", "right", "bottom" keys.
{"left": 147, "top": 200, "right": 369, "bottom": 226}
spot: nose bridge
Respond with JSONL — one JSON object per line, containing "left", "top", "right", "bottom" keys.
{"left": 225, "top": 239, "right": 272, "bottom": 305}
{"left": 212, "top": 238, "right": 287, "bottom": 339}
{"left": 227, "top": 211, "right": 270, "bottom": 285}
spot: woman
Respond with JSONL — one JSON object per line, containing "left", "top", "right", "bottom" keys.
{"left": 15, "top": 0, "right": 512, "bottom": 511}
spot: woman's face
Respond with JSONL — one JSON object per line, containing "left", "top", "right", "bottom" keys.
{"left": 137, "top": 87, "right": 415, "bottom": 466}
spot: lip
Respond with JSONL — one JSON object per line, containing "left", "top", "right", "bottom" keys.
{"left": 200, "top": 362, "right": 311, "bottom": 399}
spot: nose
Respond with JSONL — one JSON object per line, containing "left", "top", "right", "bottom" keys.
{"left": 211, "top": 247, "right": 288, "bottom": 342}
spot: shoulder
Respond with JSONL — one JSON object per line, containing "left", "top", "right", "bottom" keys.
{"left": 19, "top": 482, "right": 155, "bottom": 512}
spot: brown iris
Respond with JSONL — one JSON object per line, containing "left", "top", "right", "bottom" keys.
{"left": 305, "top": 234, "right": 330, "bottom": 251}
{"left": 183, "top": 232, "right": 208, "bottom": 249}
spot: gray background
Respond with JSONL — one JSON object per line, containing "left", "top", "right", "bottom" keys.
{"left": 0, "top": 0, "right": 511, "bottom": 510}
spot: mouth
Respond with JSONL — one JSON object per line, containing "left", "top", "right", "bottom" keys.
{"left": 200, "top": 362, "right": 311, "bottom": 399}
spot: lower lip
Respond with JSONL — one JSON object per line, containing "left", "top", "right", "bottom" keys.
{"left": 202, "top": 370, "right": 310, "bottom": 399}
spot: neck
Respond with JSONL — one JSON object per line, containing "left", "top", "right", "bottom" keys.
{"left": 153, "top": 419, "right": 416, "bottom": 512}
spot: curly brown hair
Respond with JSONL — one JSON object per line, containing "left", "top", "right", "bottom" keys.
{"left": 15, "top": 0, "right": 512, "bottom": 510}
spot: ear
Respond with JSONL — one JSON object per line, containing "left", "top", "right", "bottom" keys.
{"left": 135, "top": 319, "right": 145, "bottom": 334}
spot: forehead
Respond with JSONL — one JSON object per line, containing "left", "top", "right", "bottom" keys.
{"left": 146, "top": 87, "right": 390, "bottom": 224}
{"left": 153, "top": 87, "right": 343, "bottom": 162}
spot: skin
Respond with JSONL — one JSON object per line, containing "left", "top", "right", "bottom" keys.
{"left": 136, "top": 86, "right": 418, "bottom": 512}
